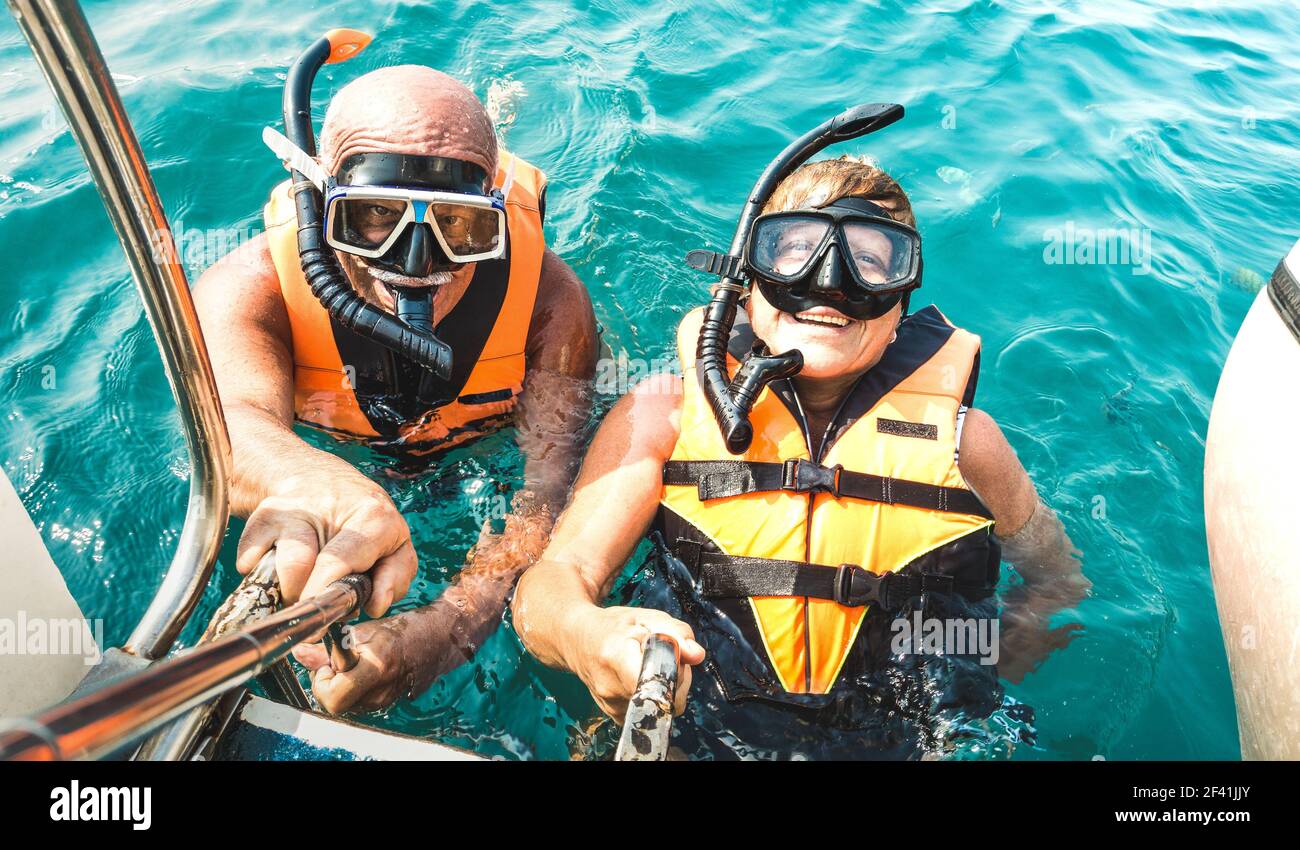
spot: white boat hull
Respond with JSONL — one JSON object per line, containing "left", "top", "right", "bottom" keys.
{"left": 1205, "top": 240, "right": 1300, "bottom": 760}
{"left": 214, "top": 695, "right": 484, "bottom": 761}
{"left": 0, "top": 467, "right": 100, "bottom": 717}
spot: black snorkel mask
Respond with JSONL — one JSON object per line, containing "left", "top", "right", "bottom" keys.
{"left": 748, "top": 196, "right": 922, "bottom": 321}
{"left": 686, "top": 103, "right": 910, "bottom": 454}
{"left": 262, "top": 29, "right": 462, "bottom": 380}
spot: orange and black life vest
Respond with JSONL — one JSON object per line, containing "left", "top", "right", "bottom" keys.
{"left": 262, "top": 152, "right": 548, "bottom": 453}
{"left": 653, "top": 304, "right": 1001, "bottom": 708}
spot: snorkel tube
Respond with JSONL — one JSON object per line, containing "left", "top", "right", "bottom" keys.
{"left": 281, "top": 29, "right": 453, "bottom": 380}
{"left": 687, "top": 103, "right": 905, "bottom": 454}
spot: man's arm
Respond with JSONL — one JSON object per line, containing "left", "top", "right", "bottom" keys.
{"left": 437, "top": 249, "right": 600, "bottom": 615}
{"left": 958, "top": 408, "right": 1090, "bottom": 683}
{"left": 305, "top": 249, "right": 602, "bottom": 712}
{"left": 192, "top": 234, "right": 415, "bottom": 615}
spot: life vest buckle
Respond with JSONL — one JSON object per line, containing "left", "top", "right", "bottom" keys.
{"left": 781, "top": 459, "right": 844, "bottom": 497}
{"left": 832, "top": 563, "right": 885, "bottom": 607}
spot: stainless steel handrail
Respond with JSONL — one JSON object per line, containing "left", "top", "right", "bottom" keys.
{"left": 133, "top": 551, "right": 311, "bottom": 761}
{"left": 0, "top": 574, "right": 371, "bottom": 761}
{"left": 7, "top": 0, "right": 231, "bottom": 659}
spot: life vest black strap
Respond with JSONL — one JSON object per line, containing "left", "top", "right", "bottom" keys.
{"left": 662, "top": 458, "right": 993, "bottom": 519}
{"left": 671, "top": 540, "right": 991, "bottom": 608}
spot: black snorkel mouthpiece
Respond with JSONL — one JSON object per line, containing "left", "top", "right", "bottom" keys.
{"left": 730, "top": 341, "right": 803, "bottom": 418}
{"left": 393, "top": 286, "right": 434, "bottom": 333}
{"left": 282, "top": 30, "right": 453, "bottom": 381}
{"left": 687, "top": 102, "right": 906, "bottom": 454}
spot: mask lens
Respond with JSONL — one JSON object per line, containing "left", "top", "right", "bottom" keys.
{"left": 750, "top": 215, "right": 831, "bottom": 279}
{"left": 332, "top": 197, "right": 410, "bottom": 251}
{"left": 841, "top": 220, "right": 915, "bottom": 287}
{"left": 427, "top": 202, "right": 504, "bottom": 259}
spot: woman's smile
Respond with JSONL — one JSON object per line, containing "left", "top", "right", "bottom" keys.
{"left": 790, "top": 306, "right": 855, "bottom": 329}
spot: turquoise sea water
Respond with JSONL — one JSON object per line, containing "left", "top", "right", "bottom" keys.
{"left": 2, "top": 0, "right": 1298, "bottom": 759}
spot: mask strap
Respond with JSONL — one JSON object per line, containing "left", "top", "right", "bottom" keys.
{"left": 262, "top": 126, "right": 331, "bottom": 192}
{"left": 497, "top": 151, "right": 517, "bottom": 201}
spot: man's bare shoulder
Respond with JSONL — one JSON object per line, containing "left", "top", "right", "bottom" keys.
{"left": 534, "top": 248, "right": 593, "bottom": 318}
{"left": 526, "top": 248, "right": 598, "bottom": 377}
{"left": 193, "top": 230, "right": 291, "bottom": 347}
{"left": 194, "top": 230, "right": 278, "bottom": 298}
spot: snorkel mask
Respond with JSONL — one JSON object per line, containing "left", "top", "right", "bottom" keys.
{"left": 686, "top": 103, "right": 910, "bottom": 453}
{"left": 747, "top": 196, "right": 922, "bottom": 321}
{"left": 327, "top": 154, "right": 509, "bottom": 276}
{"left": 263, "top": 30, "right": 510, "bottom": 380}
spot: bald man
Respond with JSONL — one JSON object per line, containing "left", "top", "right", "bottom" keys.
{"left": 193, "top": 65, "right": 597, "bottom": 712}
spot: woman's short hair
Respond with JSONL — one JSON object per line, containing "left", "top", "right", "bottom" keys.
{"left": 763, "top": 155, "right": 915, "bottom": 227}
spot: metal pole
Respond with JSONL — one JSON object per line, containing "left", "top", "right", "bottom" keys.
{"left": 133, "top": 551, "right": 311, "bottom": 762}
{"left": 0, "top": 575, "right": 371, "bottom": 761}
{"left": 615, "top": 635, "right": 680, "bottom": 761}
{"left": 6, "top": 0, "right": 232, "bottom": 659}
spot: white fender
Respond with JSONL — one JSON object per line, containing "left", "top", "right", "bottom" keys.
{"left": 1205, "top": 239, "right": 1300, "bottom": 760}
{"left": 0, "top": 467, "right": 100, "bottom": 717}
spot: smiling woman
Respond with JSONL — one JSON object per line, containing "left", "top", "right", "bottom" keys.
{"left": 512, "top": 111, "right": 1087, "bottom": 759}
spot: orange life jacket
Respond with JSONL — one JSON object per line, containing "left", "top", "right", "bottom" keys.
{"left": 654, "top": 304, "right": 1000, "bottom": 707}
{"left": 262, "top": 152, "right": 547, "bottom": 453}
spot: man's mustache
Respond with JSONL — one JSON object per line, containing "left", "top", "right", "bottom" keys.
{"left": 365, "top": 265, "right": 456, "bottom": 288}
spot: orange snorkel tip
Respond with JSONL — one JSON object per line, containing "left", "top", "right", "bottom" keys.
{"left": 323, "top": 28, "right": 371, "bottom": 64}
